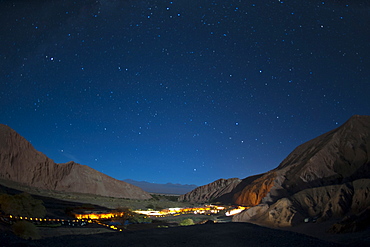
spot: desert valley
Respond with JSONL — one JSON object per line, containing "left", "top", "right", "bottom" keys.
{"left": 1, "top": 115, "right": 370, "bottom": 246}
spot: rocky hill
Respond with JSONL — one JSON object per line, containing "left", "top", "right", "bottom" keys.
{"left": 182, "top": 115, "right": 370, "bottom": 230}
{"left": 233, "top": 115, "right": 370, "bottom": 228}
{"left": 0, "top": 124, "right": 151, "bottom": 200}
{"left": 178, "top": 178, "right": 241, "bottom": 203}
{"left": 235, "top": 115, "right": 370, "bottom": 206}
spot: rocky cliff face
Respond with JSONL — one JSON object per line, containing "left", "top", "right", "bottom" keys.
{"left": 232, "top": 115, "right": 370, "bottom": 228}
{"left": 233, "top": 178, "right": 370, "bottom": 227}
{"left": 179, "top": 115, "right": 370, "bottom": 229}
{"left": 178, "top": 178, "right": 241, "bottom": 203}
{"left": 0, "top": 124, "right": 152, "bottom": 200}
{"left": 231, "top": 115, "right": 370, "bottom": 207}
{"left": 232, "top": 172, "right": 276, "bottom": 206}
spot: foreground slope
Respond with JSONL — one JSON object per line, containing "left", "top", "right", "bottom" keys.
{"left": 0, "top": 124, "right": 151, "bottom": 200}
{"left": 5, "top": 223, "right": 342, "bottom": 247}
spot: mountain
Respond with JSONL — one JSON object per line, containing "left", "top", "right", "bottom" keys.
{"left": 179, "top": 178, "right": 241, "bottom": 203}
{"left": 181, "top": 115, "right": 370, "bottom": 230}
{"left": 123, "top": 179, "right": 197, "bottom": 195}
{"left": 0, "top": 124, "right": 151, "bottom": 200}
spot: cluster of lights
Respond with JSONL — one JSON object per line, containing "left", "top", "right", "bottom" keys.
{"left": 74, "top": 212, "right": 125, "bottom": 220}
{"left": 3, "top": 205, "right": 246, "bottom": 232}
{"left": 135, "top": 205, "right": 226, "bottom": 217}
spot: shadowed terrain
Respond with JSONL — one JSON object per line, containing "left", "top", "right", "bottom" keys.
{"left": 1, "top": 222, "right": 344, "bottom": 247}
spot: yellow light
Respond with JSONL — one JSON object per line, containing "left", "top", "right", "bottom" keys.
{"left": 225, "top": 206, "right": 248, "bottom": 216}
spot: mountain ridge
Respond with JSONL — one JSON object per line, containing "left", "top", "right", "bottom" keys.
{"left": 0, "top": 124, "right": 152, "bottom": 200}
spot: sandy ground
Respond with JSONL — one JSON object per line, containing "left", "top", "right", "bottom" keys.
{"left": 1, "top": 222, "right": 346, "bottom": 247}
{"left": 39, "top": 227, "right": 114, "bottom": 238}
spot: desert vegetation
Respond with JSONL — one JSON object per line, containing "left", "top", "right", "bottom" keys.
{"left": 0, "top": 192, "right": 46, "bottom": 239}
{"left": 0, "top": 192, "right": 46, "bottom": 217}
{"left": 179, "top": 218, "right": 195, "bottom": 226}
{"left": 11, "top": 220, "right": 41, "bottom": 240}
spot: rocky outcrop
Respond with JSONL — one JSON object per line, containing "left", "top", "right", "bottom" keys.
{"left": 232, "top": 172, "right": 276, "bottom": 206}
{"left": 232, "top": 115, "right": 370, "bottom": 228}
{"left": 328, "top": 205, "right": 370, "bottom": 233}
{"left": 182, "top": 115, "right": 370, "bottom": 229}
{"left": 234, "top": 179, "right": 370, "bottom": 227}
{"left": 178, "top": 178, "right": 241, "bottom": 203}
{"left": 0, "top": 124, "right": 151, "bottom": 200}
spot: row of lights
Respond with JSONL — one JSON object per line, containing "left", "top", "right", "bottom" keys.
{"left": 96, "top": 221, "right": 123, "bottom": 231}
{"left": 8, "top": 215, "right": 81, "bottom": 222}
{"left": 7, "top": 214, "right": 124, "bottom": 232}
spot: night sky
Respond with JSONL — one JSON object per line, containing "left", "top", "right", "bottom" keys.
{"left": 1, "top": 0, "right": 369, "bottom": 186}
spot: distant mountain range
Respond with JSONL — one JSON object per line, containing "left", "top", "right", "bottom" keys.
{"left": 123, "top": 179, "right": 197, "bottom": 195}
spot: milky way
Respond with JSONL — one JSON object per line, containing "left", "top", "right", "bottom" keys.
{"left": 1, "top": 0, "right": 369, "bottom": 185}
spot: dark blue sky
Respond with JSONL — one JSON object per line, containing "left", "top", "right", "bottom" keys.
{"left": 1, "top": 0, "right": 369, "bottom": 185}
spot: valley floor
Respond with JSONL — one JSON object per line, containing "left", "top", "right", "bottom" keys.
{"left": 2, "top": 222, "right": 345, "bottom": 247}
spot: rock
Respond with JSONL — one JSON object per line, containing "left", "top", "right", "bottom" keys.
{"left": 178, "top": 178, "right": 241, "bottom": 203}
{"left": 327, "top": 206, "right": 370, "bottom": 233}
{"left": 237, "top": 179, "right": 370, "bottom": 227}
{"left": 0, "top": 124, "right": 151, "bottom": 200}
{"left": 233, "top": 198, "right": 304, "bottom": 227}
{"left": 232, "top": 171, "right": 277, "bottom": 206}
{"left": 232, "top": 203, "right": 269, "bottom": 222}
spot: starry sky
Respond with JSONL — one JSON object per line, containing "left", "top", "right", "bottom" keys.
{"left": 1, "top": 0, "right": 369, "bottom": 186}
